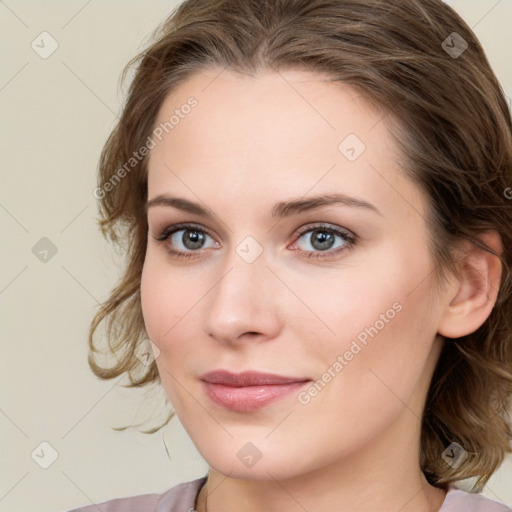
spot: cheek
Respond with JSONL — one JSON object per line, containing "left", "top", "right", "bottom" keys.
{"left": 140, "top": 257, "right": 193, "bottom": 407}
{"left": 140, "top": 257, "right": 166, "bottom": 342}
{"left": 140, "top": 252, "right": 211, "bottom": 404}
{"left": 287, "top": 285, "right": 437, "bottom": 463}
{"left": 315, "top": 291, "right": 436, "bottom": 423}
{"left": 294, "top": 248, "right": 438, "bottom": 399}
{"left": 140, "top": 252, "right": 196, "bottom": 344}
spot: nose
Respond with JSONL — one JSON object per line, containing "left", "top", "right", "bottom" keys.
{"left": 202, "top": 248, "right": 283, "bottom": 346}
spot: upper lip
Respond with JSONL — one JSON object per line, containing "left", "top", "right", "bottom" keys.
{"left": 200, "top": 370, "right": 311, "bottom": 387}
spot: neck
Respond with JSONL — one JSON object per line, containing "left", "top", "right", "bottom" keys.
{"left": 195, "top": 407, "right": 447, "bottom": 512}
{"left": 197, "top": 462, "right": 446, "bottom": 512}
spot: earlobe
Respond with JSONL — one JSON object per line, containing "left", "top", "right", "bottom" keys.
{"left": 437, "top": 231, "right": 503, "bottom": 339}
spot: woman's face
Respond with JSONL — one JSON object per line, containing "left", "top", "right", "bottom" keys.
{"left": 141, "top": 68, "right": 448, "bottom": 480}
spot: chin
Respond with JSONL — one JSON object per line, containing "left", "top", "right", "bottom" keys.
{"left": 207, "top": 458, "right": 299, "bottom": 481}
{"left": 197, "top": 439, "right": 325, "bottom": 482}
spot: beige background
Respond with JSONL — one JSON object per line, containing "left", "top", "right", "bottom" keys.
{"left": 1, "top": 1, "right": 511, "bottom": 511}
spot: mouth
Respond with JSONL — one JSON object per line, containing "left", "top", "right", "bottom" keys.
{"left": 200, "top": 370, "right": 312, "bottom": 412}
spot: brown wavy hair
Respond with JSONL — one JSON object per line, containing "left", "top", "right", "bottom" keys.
{"left": 89, "top": 0, "right": 512, "bottom": 492}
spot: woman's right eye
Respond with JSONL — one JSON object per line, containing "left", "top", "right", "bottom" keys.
{"left": 154, "top": 223, "right": 219, "bottom": 259}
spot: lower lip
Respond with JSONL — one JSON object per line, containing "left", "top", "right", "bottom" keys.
{"left": 201, "top": 381, "right": 310, "bottom": 412}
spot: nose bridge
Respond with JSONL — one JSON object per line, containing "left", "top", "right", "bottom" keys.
{"left": 202, "top": 244, "right": 282, "bottom": 343}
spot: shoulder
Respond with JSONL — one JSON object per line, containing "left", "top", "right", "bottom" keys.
{"left": 439, "top": 485, "right": 511, "bottom": 512}
{"left": 65, "top": 475, "right": 208, "bottom": 512}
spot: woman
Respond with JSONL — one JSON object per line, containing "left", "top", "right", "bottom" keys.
{"left": 70, "top": 0, "right": 512, "bottom": 510}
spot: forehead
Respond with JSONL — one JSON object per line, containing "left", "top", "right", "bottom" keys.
{"left": 150, "top": 67, "right": 387, "bottom": 155}
{"left": 146, "top": 67, "right": 427, "bottom": 222}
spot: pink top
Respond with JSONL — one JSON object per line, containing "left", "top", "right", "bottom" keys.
{"left": 66, "top": 476, "right": 511, "bottom": 512}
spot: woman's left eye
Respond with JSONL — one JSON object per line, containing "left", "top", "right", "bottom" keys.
{"left": 291, "top": 224, "right": 356, "bottom": 260}
{"left": 154, "top": 222, "right": 356, "bottom": 260}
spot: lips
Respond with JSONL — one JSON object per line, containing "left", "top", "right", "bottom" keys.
{"left": 200, "top": 370, "right": 312, "bottom": 412}
{"left": 200, "top": 370, "right": 310, "bottom": 386}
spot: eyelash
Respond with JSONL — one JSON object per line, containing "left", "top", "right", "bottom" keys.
{"left": 154, "top": 222, "right": 357, "bottom": 261}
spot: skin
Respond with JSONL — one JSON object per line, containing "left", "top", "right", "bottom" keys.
{"left": 140, "top": 67, "right": 502, "bottom": 512}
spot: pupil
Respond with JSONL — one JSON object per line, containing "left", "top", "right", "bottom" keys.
{"left": 312, "top": 230, "right": 334, "bottom": 250}
{"left": 184, "top": 230, "right": 205, "bottom": 250}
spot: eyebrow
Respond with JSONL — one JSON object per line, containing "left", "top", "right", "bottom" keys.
{"left": 146, "top": 193, "right": 382, "bottom": 218}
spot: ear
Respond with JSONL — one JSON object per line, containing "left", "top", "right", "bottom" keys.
{"left": 437, "top": 230, "right": 503, "bottom": 339}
